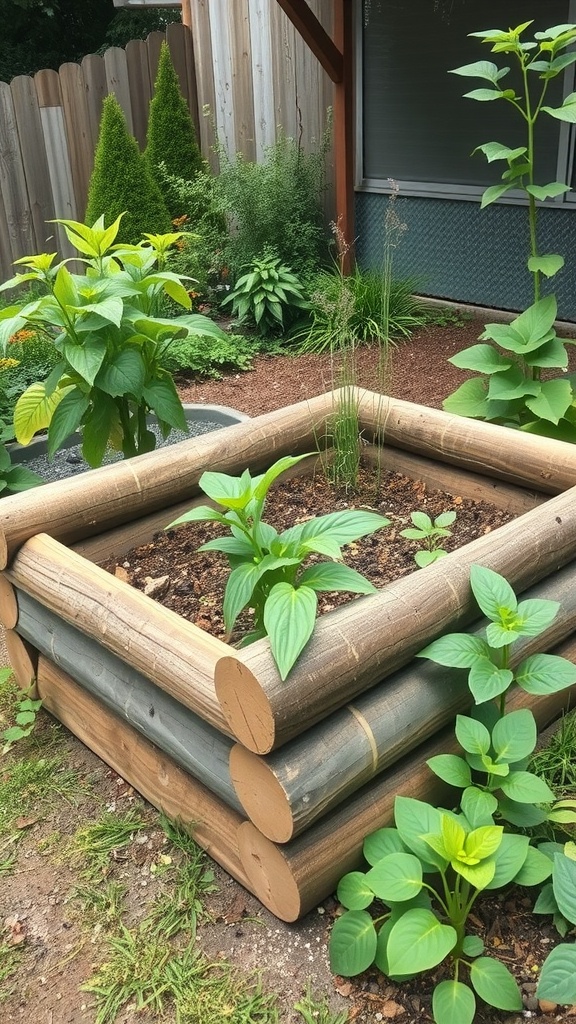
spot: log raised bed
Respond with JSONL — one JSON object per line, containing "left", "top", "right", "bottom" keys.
{"left": 2, "top": 388, "right": 576, "bottom": 922}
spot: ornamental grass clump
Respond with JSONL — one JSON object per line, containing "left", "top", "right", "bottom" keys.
{"left": 444, "top": 21, "right": 576, "bottom": 441}
{"left": 167, "top": 454, "right": 390, "bottom": 680}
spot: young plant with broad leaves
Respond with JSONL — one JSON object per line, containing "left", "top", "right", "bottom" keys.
{"left": 535, "top": 841, "right": 576, "bottom": 1005}
{"left": 0, "top": 216, "right": 228, "bottom": 465}
{"left": 167, "top": 455, "right": 390, "bottom": 679}
{"left": 222, "top": 249, "right": 308, "bottom": 338}
{"left": 399, "top": 510, "right": 456, "bottom": 568}
{"left": 444, "top": 22, "right": 576, "bottom": 440}
{"left": 329, "top": 794, "right": 552, "bottom": 1024}
{"left": 418, "top": 565, "right": 576, "bottom": 829}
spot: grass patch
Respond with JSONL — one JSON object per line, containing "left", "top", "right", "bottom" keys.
{"left": 71, "top": 881, "right": 128, "bottom": 930}
{"left": 70, "top": 809, "right": 148, "bottom": 880}
{"left": 82, "top": 925, "right": 278, "bottom": 1024}
{"left": 0, "top": 755, "right": 79, "bottom": 840}
{"left": 146, "top": 818, "right": 218, "bottom": 938}
{"left": 0, "top": 943, "right": 22, "bottom": 1004}
{"left": 295, "top": 982, "right": 348, "bottom": 1024}
{"left": 531, "top": 709, "right": 576, "bottom": 792}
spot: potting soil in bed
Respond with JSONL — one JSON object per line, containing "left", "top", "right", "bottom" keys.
{"left": 100, "top": 465, "right": 514, "bottom": 641}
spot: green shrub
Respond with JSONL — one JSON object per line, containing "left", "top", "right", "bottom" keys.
{"left": 292, "top": 268, "right": 427, "bottom": 353}
{"left": 222, "top": 249, "right": 308, "bottom": 338}
{"left": 160, "top": 333, "right": 257, "bottom": 379}
{"left": 215, "top": 128, "right": 330, "bottom": 279}
{"left": 145, "top": 42, "right": 203, "bottom": 217}
{"left": 0, "top": 330, "right": 59, "bottom": 425}
{"left": 159, "top": 168, "right": 228, "bottom": 295}
{"left": 85, "top": 94, "right": 171, "bottom": 245}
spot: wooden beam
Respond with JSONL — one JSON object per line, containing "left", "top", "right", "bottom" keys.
{"left": 275, "top": 0, "right": 343, "bottom": 82}
{"left": 333, "top": 0, "right": 355, "bottom": 270}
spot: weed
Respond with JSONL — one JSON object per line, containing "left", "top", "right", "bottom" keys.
{"left": 71, "top": 881, "right": 127, "bottom": 929}
{"left": 0, "top": 942, "right": 22, "bottom": 1004}
{"left": 0, "top": 755, "right": 78, "bottom": 839}
{"left": 295, "top": 982, "right": 348, "bottom": 1024}
{"left": 82, "top": 925, "right": 278, "bottom": 1024}
{"left": 70, "top": 809, "right": 147, "bottom": 880}
{"left": 1, "top": 686, "right": 43, "bottom": 754}
{"left": 146, "top": 820, "right": 217, "bottom": 937}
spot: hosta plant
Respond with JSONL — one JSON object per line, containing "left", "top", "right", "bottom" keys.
{"left": 444, "top": 21, "right": 576, "bottom": 440}
{"left": 329, "top": 794, "right": 551, "bottom": 1024}
{"left": 400, "top": 510, "right": 456, "bottom": 567}
{"left": 0, "top": 216, "right": 227, "bottom": 465}
{"left": 167, "top": 454, "right": 390, "bottom": 679}
{"left": 535, "top": 842, "right": 576, "bottom": 1004}
{"left": 222, "top": 249, "right": 308, "bottom": 338}
{"left": 418, "top": 565, "right": 576, "bottom": 828}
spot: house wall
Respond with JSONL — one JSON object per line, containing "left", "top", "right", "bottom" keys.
{"left": 356, "top": 192, "right": 576, "bottom": 322}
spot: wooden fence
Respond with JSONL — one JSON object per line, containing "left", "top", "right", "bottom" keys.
{"left": 0, "top": 5, "right": 333, "bottom": 280}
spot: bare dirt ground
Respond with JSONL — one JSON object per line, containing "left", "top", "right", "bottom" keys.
{"left": 1, "top": 310, "right": 575, "bottom": 1024}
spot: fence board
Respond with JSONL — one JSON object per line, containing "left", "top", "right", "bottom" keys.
{"left": 208, "top": 0, "right": 236, "bottom": 159}
{"left": 146, "top": 31, "right": 165, "bottom": 93}
{"left": 38, "top": 103, "right": 77, "bottom": 257}
{"left": 230, "top": 0, "right": 256, "bottom": 160}
{"left": 9, "top": 75, "right": 54, "bottom": 253}
{"left": 81, "top": 54, "right": 108, "bottom": 153}
{"left": 126, "top": 39, "right": 151, "bottom": 148}
{"left": 0, "top": 191, "right": 13, "bottom": 278}
{"left": 248, "top": 0, "right": 276, "bottom": 160}
{"left": 104, "top": 47, "right": 133, "bottom": 134}
{"left": 0, "top": 82, "right": 34, "bottom": 257}
{"left": 270, "top": 2, "right": 300, "bottom": 142}
{"left": 59, "top": 63, "right": 93, "bottom": 218}
{"left": 187, "top": 0, "right": 218, "bottom": 168}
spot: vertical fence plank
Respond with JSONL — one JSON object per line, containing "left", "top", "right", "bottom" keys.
{"left": 248, "top": 0, "right": 276, "bottom": 161}
{"left": 187, "top": 0, "right": 218, "bottom": 168}
{"left": 0, "top": 190, "right": 14, "bottom": 280}
{"left": 0, "top": 82, "right": 34, "bottom": 262}
{"left": 34, "top": 69, "right": 76, "bottom": 258}
{"left": 82, "top": 53, "right": 108, "bottom": 154}
{"left": 59, "top": 62, "right": 93, "bottom": 218}
{"left": 229, "top": 1, "right": 256, "bottom": 160}
{"left": 208, "top": 0, "right": 236, "bottom": 159}
{"left": 125, "top": 39, "right": 151, "bottom": 149}
{"left": 270, "top": 1, "right": 300, "bottom": 143}
{"left": 10, "top": 75, "right": 55, "bottom": 254}
{"left": 104, "top": 47, "right": 133, "bottom": 134}
{"left": 146, "top": 31, "right": 165, "bottom": 93}
{"left": 166, "top": 22, "right": 199, "bottom": 134}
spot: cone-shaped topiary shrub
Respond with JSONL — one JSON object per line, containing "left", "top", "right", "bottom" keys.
{"left": 145, "top": 41, "right": 204, "bottom": 215}
{"left": 85, "top": 94, "right": 171, "bottom": 244}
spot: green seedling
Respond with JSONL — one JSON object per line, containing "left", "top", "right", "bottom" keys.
{"left": 329, "top": 794, "right": 549, "bottom": 1024}
{"left": 400, "top": 509, "right": 456, "bottom": 567}
{"left": 167, "top": 454, "right": 390, "bottom": 679}
{"left": 1, "top": 675, "right": 43, "bottom": 754}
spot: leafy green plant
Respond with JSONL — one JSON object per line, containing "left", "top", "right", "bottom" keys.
{"left": 417, "top": 565, "right": 576, "bottom": 828}
{"left": 1, "top": 682, "right": 43, "bottom": 755}
{"left": 329, "top": 794, "right": 544, "bottom": 1023}
{"left": 85, "top": 94, "right": 171, "bottom": 245}
{"left": 159, "top": 331, "right": 257, "bottom": 379}
{"left": 215, "top": 127, "right": 329, "bottom": 278}
{"left": 167, "top": 455, "right": 390, "bottom": 679}
{"left": 443, "top": 21, "right": 576, "bottom": 440}
{"left": 535, "top": 842, "right": 576, "bottom": 1003}
{"left": 144, "top": 42, "right": 203, "bottom": 217}
{"left": 0, "top": 419, "right": 41, "bottom": 495}
{"left": 159, "top": 169, "right": 228, "bottom": 296}
{"left": 0, "top": 215, "right": 228, "bottom": 465}
{"left": 222, "top": 250, "right": 308, "bottom": 338}
{"left": 400, "top": 510, "right": 456, "bottom": 567}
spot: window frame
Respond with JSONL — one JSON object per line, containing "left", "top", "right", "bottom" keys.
{"left": 355, "top": 0, "right": 576, "bottom": 207}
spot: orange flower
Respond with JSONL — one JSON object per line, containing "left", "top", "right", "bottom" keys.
{"left": 9, "top": 328, "right": 35, "bottom": 344}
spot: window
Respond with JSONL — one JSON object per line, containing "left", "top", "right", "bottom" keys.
{"left": 360, "top": 0, "right": 574, "bottom": 199}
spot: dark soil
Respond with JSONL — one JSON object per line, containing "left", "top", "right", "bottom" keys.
{"left": 100, "top": 465, "right": 513, "bottom": 642}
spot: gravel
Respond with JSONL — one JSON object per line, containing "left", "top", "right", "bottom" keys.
{"left": 19, "top": 420, "right": 224, "bottom": 484}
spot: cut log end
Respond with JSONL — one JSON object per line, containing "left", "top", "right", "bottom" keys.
{"left": 5, "top": 630, "right": 38, "bottom": 696}
{"left": 0, "top": 574, "right": 18, "bottom": 628}
{"left": 230, "top": 743, "right": 294, "bottom": 843}
{"left": 215, "top": 655, "right": 275, "bottom": 753}
{"left": 237, "top": 821, "right": 302, "bottom": 922}
{"left": 0, "top": 532, "right": 8, "bottom": 572}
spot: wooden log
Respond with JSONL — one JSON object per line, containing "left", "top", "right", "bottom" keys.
{"left": 5, "top": 630, "right": 37, "bottom": 694}
{"left": 237, "top": 655, "right": 576, "bottom": 922}
{"left": 15, "top": 590, "right": 239, "bottom": 810}
{"left": 230, "top": 561, "right": 576, "bottom": 842}
{"left": 7, "top": 534, "right": 229, "bottom": 732}
{"left": 362, "top": 445, "right": 545, "bottom": 516}
{"left": 37, "top": 657, "right": 250, "bottom": 890}
{"left": 0, "top": 391, "right": 335, "bottom": 568}
{"left": 356, "top": 389, "right": 576, "bottom": 494}
{"left": 215, "top": 482, "right": 576, "bottom": 753}
{"left": 0, "top": 574, "right": 18, "bottom": 629}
